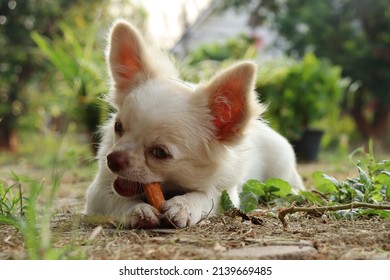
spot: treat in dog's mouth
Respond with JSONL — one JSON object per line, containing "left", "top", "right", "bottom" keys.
{"left": 143, "top": 181, "right": 165, "bottom": 211}
{"left": 113, "top": 177, "right": 144, "bottom": 197}
{"left": 113, "top": 177, "right": 165, "bottom": 210}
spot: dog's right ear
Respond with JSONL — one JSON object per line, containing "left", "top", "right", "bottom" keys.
{"left": 107, "top": 20, "right": 156, "bottom": 104}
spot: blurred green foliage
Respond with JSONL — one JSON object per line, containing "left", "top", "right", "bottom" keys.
{"left": 272, "top": 0, "right": 390, "bottom": 141}
{"left": 185, "top": 34, "right": 255, "bottom": 65}
{"left": 1, "top": 0, "right": 387, "bottom": 157}
{"left": 222, "top": 0, "right": 390, "bottom": 141}
{"left": 0, "top": 0, "right": 148, "bottom": 154}
{"left": 0, "top": 0, "right": 108, "bottom": 151}
{"left": 181, "top": 36, "right": 355, "bottom": 151}
{"left": 180, "top": 34, "right": 257, "bottom": 83}
{"left": 256, "top": 53, "right": 355, "bottom": 145}
{"left": 31, "top": 21, "right": 108, "bottom": 152}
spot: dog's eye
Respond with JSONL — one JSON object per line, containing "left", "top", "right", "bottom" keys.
{"left": 114, "top": 120, "right": 124, "bottom": 136}
{"left": 151, "top": 146, "right": 171, "bottom": 160}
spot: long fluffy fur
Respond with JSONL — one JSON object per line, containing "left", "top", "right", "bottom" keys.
{"left": 84, "top": 20, "right": 303, "bottom": 229}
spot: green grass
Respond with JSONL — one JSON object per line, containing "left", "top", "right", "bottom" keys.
{"left": 0, "top": 175, "right": 24, "bottom": 218}
{"left": 0, "top": 131, "right": 93, "bottom": 259}
{"left": 0, "top": 172, "right": 86, "bottom": 259}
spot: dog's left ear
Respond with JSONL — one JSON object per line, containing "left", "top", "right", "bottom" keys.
{"left": 204, "top": 62, "right": 262, "bottom": 142}
{"left": 107, "top": 20, "right": 156, "bottom": 104}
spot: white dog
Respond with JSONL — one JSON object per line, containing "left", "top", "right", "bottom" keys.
{"left": 84, "top": 20, "right": 303, "bottom": 228}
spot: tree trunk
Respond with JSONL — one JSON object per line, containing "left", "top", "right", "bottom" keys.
{"left": 0, "top": 113, "right": 18, "bottom": 152}
{"left": 0, "top": 84, "right": 19, "bottom": 152}
{"left": 0, "top": 64, "right": 33, "bottom": 152}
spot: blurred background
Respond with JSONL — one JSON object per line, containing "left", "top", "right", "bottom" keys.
{"left": 0, "top": 0, "right": 389, "bottom": 171}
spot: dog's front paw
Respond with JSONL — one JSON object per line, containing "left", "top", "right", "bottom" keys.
{"left": 126, "top": 203, "right": 161, "bottom": 229}
{"left": 162, "top": 196, "right": 200, "bottom": 228}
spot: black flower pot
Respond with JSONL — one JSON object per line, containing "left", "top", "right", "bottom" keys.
{"left": 292, "top": 129, "right": 324, "bottom": 162}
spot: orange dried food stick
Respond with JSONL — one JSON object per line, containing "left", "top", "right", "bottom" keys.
{"left": 144, "top": 182, "right": 165, "bottom": 211}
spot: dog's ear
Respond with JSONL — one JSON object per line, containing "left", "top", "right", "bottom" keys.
{"left": 107, "top": 20, "right": 156, "bottom": 104}
{"left": 204, "top": 62, "right": 262, "bottom": 142}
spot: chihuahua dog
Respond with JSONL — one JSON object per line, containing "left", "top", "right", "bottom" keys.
{"left": 84, "top": 20, "right": 304, "bottom": 228}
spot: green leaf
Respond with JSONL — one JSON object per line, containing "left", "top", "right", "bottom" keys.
{"left": 220, "top": 190, "right": 235, "bottom": 211}
{"left": 321, "top": 173, "right": 340, "bottom": 187}
{"left": 312, "top": 172, "right": 338, "bottom": 193}
{"left": 267, "top": 185, "right": 280, "bottom": 193}
{"left": 377, "top": 172, "right": 390, "bottom": 185}
{"left": 376, "top": 169, "right": 390, "bottom": 201}
{"left": 264, "top": 178, "right": 292, "bottom": 197}
{"left": 370, "top": 192, "right": 383, "bottom": 203}
{"left": 312, "top": 171, "right": 329, "bottom": 185}
{"left": 352, "top": 188, "right": 365, "bottom": 200}
{"left": 242, "top": 179, "right": 265, "bottom": 197}
{"left": 299, "top": 191, "right": 326, "bottom": 205}
{"left": 316, "top": 183, "right": 338, "bottom": 194}
{"left": 357, "top": 165, "right": 370, "bottom": 186}
{"left": 239, "top": 191, "right": 258, "bottom": 213}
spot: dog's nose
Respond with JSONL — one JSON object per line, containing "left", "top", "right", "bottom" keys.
{"left": 107, "top": 151, "right": 129, "bottom": 173}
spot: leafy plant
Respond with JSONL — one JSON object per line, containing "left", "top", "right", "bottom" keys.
{"left": 257, "top": 53, "right": 352, "bottom": 142}
{"left": 312, "top": 162, "right": 390, "bottom": 205}
{"left": 221, "top": 178, "right": 293, "bottom": 213}
{"left": 221, "top": 146, "right": 390, "bottom": 226}
{"left": 312, "top": 142, "right": 390, "bottom": 206}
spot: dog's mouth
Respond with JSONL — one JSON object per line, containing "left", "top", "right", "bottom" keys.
{"left": 113, "top": 177, "right": 145, "bottom": 197}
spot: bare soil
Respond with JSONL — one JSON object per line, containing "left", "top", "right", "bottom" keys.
{"left": 1, "top": 211, "right": 389, "bottom": 260}
{"left": 1, "top": 162, "right": 390, "bottom": 260}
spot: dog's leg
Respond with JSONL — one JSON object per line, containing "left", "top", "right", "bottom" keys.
{"left": 123, "top": 202, "right": 162, "bottom": 229}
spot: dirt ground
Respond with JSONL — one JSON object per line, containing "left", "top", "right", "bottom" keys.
{"left": 0, "top": 162, "right": 390, "bottom": 260}
{"left": 1, "top": 211, "right": 389, "bottom": 260}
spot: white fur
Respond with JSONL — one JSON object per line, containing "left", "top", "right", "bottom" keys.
{"left": 84, "top": 20, "right": 304, "bottom": 228}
